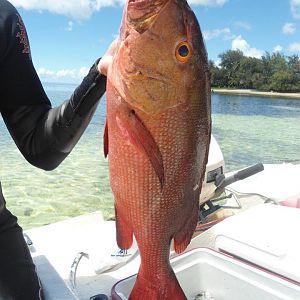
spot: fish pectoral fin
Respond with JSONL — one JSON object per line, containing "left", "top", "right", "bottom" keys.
{"left": 115, "top": 204, "right": 133, "bottom": 249}
{"left": 173, "top": 202, "right": 199, "bottom": 254}
{"left": 103, "top": 119, "right": 109, "bottom": 158}
{"left": 116, "top": 109, "right": 165, "bottom": 188}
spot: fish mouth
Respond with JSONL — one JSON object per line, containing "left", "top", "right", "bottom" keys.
{"left": 127, "top": 0, "right": 168, "bottom": 33}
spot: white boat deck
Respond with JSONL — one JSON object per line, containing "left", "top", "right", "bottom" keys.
{"left": 24, "top": 164, "right": 300, "bottom": 300}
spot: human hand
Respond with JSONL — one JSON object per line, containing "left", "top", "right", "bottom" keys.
{"left": 98, "top": 39, "right": 119, "bottom": 76}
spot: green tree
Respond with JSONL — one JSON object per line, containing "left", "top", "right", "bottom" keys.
{"left": 237, "top": 57, "right": 263, "bottom": 89}
{"left": 209, "top": 60, "right": 228, "bottom": 87}
{"left": 218, "top": 50, "right": 244, "bottom": 87}
{"left": 209, "top": 49, "right": 300, "bottom": 92}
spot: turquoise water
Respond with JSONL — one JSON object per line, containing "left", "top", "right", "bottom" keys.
{"left": 1, "top": 83, "right": 300, "bottom": 229}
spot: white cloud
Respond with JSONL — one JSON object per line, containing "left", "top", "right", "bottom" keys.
{"left": 234, "top": 21, "right": 251, "bottom": 30}
{"left": 282, "top": 23, "right": 296, "bottom": 34}
{"left": 56, "top": 69, "right": 76, "bottom": 78}
{"left": 37, "top": 68, "right": 55, "bottom": 77}
{"left": 231, "top": 36, "right": 263, "bottom": 58}
{"left": 79, "top": 67, "right": 89, "bottom": 78}
{"left": 10, "top": 0, "right": 228, "bottom": 20}
{"left": 288, "top": 42, "right": 300, "bottom": 53}
{"left": 10, "top": 0, "right": 125, "bottom": 20}
{"left": 273, "top": 45, "right": 283, "bottom": 52}
{"left": 65, "top": 21, "right": 74, "bottom": 32}
{"left": 37, "top": 67, "right": 88, "bottom": 83}
{"left": 214, "top": 59, "right": 221, "bottom": 67}
{"left": 203, "top": 27, "right": 234, "bottom": 40}
{"left": 291, "top": 0, "right": 300, "bottom": 19}
{"left": 189, "top": 0, "right": 228, "bottom": 6}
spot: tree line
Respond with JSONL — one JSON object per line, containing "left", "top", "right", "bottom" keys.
{"left": 209, "top": 50, "right": 300, "bottom": 92}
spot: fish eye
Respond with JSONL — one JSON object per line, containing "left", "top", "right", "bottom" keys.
{"left": 179, "top": 45, "right": 189, "bottom": 57}
{"left": 175, "top": 41, "right": 192, "bottom": 63}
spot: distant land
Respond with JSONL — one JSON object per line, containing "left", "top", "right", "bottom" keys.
{"left": 212, "top": 88, "right": 300, "bottom": 100}
{"left": 209, "top": 50, "right": 300, "bottom": 95}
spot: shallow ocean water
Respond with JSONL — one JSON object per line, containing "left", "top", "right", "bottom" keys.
{"left": 1, "top": 83, "right": 299, "bottom": 229}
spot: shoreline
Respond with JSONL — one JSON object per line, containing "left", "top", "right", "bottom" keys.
{"left": 211, "top": 88, "right": 300, "bottom": 100}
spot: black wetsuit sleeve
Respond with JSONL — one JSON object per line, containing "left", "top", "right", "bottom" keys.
{"left": 0, "top": 0, "right": 106, "bottom": 170}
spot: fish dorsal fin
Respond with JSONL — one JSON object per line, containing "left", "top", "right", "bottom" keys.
{"left": 116, "top": 109, "right": 165, "bottom": 189}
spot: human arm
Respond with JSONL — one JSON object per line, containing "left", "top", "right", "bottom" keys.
{"left": 0, "top": 1, "right": 106, "bottom": 170}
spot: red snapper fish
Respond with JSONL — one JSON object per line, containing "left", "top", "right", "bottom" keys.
{"left": 105, "top": 0, "right": 211, "bottom": 298}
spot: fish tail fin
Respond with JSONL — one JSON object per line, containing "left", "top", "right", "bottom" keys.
{"left": 129, "top": 268, "right": 186, "bottom": 300}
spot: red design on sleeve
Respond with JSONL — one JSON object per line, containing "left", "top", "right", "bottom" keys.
{"left": 16, "top": 14, "right": 31, "bottom": 60}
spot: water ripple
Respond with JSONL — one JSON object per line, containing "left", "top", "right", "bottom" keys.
{"left": 0, "top": 88, "right": 299, "bottom": 229}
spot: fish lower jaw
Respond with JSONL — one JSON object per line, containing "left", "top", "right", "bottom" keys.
{"left": 128, "top": 0, "right": 166, "bottom": 4}
{"left": 128, "top": 0, "right": 146, "bottom": 3}
{"left": 126, "top": 0, "right": 168, "bottom": 33}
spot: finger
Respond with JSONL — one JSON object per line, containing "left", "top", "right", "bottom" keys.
{"left": 98, "top": 56, "right": 112, "bottom": 76}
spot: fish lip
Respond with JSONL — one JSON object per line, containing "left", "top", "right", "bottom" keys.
{"left": 126, "top": 0, "right": 168, "bottom": 32}
{"left": 127, "top": 0, "right": 164, "bottom": 8}
{"left": 128, "top": 0, "right": 148, "bottom": 4}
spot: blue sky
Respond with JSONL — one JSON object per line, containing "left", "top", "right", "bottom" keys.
{"left": 10, "top": 0, "right": 300, "bottom": 83}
